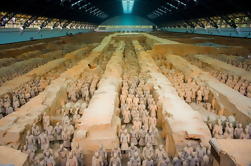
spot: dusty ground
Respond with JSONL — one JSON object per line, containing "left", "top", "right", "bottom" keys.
{"left": 151, "top": 32, "right": 251, "bottom": 53}
{"left": 0, "top": 32, "right": 250, "bottom": 166}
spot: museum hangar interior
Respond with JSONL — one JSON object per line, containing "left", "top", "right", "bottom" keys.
{"left": 0, "top": 0, "right": 251, "bottom": 166}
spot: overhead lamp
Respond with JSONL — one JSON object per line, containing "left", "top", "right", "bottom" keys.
{"left": 166, "top": 2, "right": 178, "bottom": 10}
{"left": 79, "top": 2, "right": 90, "bottom": 10}
{"left": 122, "top": 0, "right": 135, "bottom": 14}
{"left": 71, "top": 0, "right": 84, "bottom": 7}
{"left": 157, "top": 8, "right": 167, "bottom": 14}
{"left": 173, "top": 0, "right": 187, "bottom": 6}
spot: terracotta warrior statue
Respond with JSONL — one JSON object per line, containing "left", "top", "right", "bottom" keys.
{"left": 142, "top": 156, "right": 154, "bottom": 166}
{"left": 234, "top": 123, "right": 243, "bottom": 139}
{"left": 120, "top": 129, "right": 130, "bottom": 152}
{"left": 57, "top": 144, "right": 69, "bottom": 166}
{"left": 98, "top": 145, "right": 108, "bottom": 166}
{"left": 66, "top": 151, "right": 79, "bottom": 166}
{"left": 109, "top": 153, "right": 121, "bottom": 166}
{"left": 143, "top": 143, "right": 154, "bottom": 160}
{"left": 127, "top": 152, "right": 141, "bottom": 166}
{"left": 43, "top": 151, "right": 56, "bottom": 166}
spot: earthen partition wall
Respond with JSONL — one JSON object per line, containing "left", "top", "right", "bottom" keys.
{"left": 151, "top": 43, "right": 249, "bottom": 57}
{"left": 192, "top": 54, "right": 251, "bottom": 82}
{"left": 132, "top": 39, "right": 211, "bottom": 157}
{"left": 145, "top": 34, "right": 251, "bottom": 125}
{"left": 0, "top": 34, "right": 116, "bottom": 148}
{"left": 165, "top": 54, "right": 251, "bottom": 125}
{"left": 0, "top": 146, "right": 28, "bottom": 166}
{"left": 72, "top": 41, "right": 125, "bottom": 164}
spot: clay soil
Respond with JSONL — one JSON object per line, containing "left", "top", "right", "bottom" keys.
{"left": 151, "top": 32, "right": 251, "bottom": 53}
{"left": 0, "top": 32, "right": 250, "bottom": 166}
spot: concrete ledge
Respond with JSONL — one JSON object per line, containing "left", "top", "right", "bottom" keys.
{"left": 0, "top": 28, "right": 93, "bottom": 44}
{"left": 163, "top": 27, "right": 251, "bottom": 38}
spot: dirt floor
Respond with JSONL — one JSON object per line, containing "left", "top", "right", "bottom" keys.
{"left": 151, "top": 32, "right": 251, "bottom": 53}
{"left": 0, "top": 32, "right": 250, "bottom": 166}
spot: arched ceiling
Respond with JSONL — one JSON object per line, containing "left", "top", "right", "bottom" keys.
{"left": 0, "top": 0, "right": 250, "bottom": 25}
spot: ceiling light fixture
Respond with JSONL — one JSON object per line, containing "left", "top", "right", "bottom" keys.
{"left": 122, "top": 0, "right": 135, "bottom": 14}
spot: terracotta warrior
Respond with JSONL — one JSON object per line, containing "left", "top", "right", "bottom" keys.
{"left": 68, "top": 86, "right": 78, "bottom": 102}
{"left": 39, "top": 132, "right": 49, "bottom": 151}
{"left": 66, "top": 151, "right": 79, "bottom": 166}
{"left": 130, "top": 128, "right": 138, "bottom": 146}
{"left": 12, "top": 95, "right": 20, "bottom": 110}
{"left": 43, "top": 151, "right": 56, "bottom": 166}
{"left": 189, "top": 152, "right": 199, "bottom": 166}
{"left": 109, "top": 153, "right": 121, "bottom": 166}
{"left": 145, "top": 132, "right": 153, "bottom": 147}
{"left": 149, "top": 103, "right": 157, "bottom": 117}
{"left": 98, "top": 145, "right": 108, "bottom": 166}
{"left": 157, "top": 154, "right": 170, "bottom": 166}
{"left": 26, "top": 131, "right": 37, "bottom": 152}
{"left": 142, "top": 156, "right": 154, "bottom": 166}
{"left": 6, "top": 106, "right": 14, "bottom": 115}
{"left": 62, "top": 129, "right": 72, "bottom": 149}
{"left": 57, "top": 144, "right": 69, "bottom": 166}
{"left": 223, "top": 122, "right": 234, "bottom": 139}
{"left": 212, "top": 120, "right": 223, "bottom": 138}
{"left": 127, "top": 152, "right": 141, "bottom": 166}
{"left": 81, "top": 85, "right": 89, "bottom": 102}
{"left": 196, "top": 143, "right": 206, "bottom": 161}
{"left": 133, "top": 119, "right": 142, "bottom": 131}
{"left": 240, "top": 127, "right": 249, "bottom": 139}
{"left": 92, "top": 152, "right": 102, "bottom": 166}
{"left": 128, "top": 144, "right": 140, "bottom": 159}
{"left": 196, "top": 89, "right": 203, "bottom": 104}
{"left": 172, "top": 156, "right": 182, "bottom": 166}
{"left": 138, "top": 127, "right": 147, "bottom": 147}
{"left": 183, "top": 143, "right": 193, "bottom": 158}
{"left": 211, "top": 97, "right": 216, "bottom": 111}
{"left": 43, "top": 113, "right": 50, "bottom": 130}
{"left": 122, "top": 108, "right": 131, "bottom": 124}
{"left": 142, "top": 143, "right": 154, "bottom": 160}
{"left": 185, "top": 90, "right": 192, "bottom": 104}
{"left": 248, "top": 123, "right": 251, "bottom": 139}
{"left": 120, "top": 129, "right": 130, "bottom": 152}
{"left": 155, "top": 145, "right": 167, "bottom": 160}
{"left": 247, "top": 84, "right": 251, "bottom": 98}
{"left": 149, "top": 115, "right": 157, "bottom": 128}
{"left": 149, "top": 126, "right": 158, "bottom": 146}
{"left": 201, "top": 153, "right": 209, "bottom": 166}
{"left": 3, "top": 95, "right": 11, "bottom": 109}
{"left": 205, "top": 102, "right": 211, "bottom": 112}
{"left": 111, "top": 146, "right": 121, "bottom": 159}
{"left": 46, "top": 125, "right": 54, "bottom": 142}
{"left": 234, "top": 123, "right": 243, "bottom": 139}
{"left": 53, "top": 122, "right": 63, "bottom": 141}
{"left": 74, "top": 143, "right": 84, "bottom": 166}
